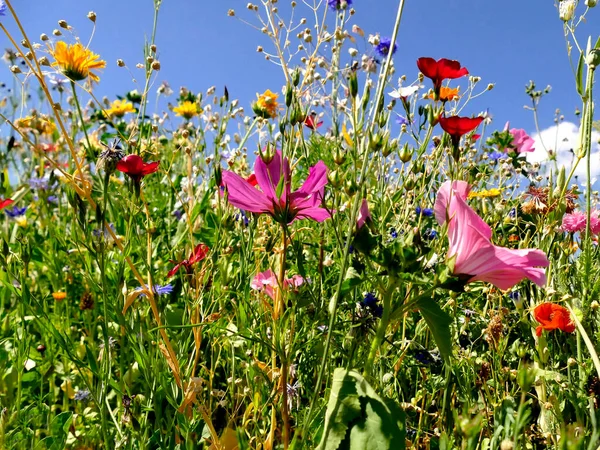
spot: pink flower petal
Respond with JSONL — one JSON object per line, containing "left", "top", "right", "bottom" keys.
{"left": 222, "top": 170, "right": 273, "bottom": 214}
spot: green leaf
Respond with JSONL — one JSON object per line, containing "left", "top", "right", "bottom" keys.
{"left": 416, "top": 296, "right": 453, "bottom": 361}
{"left": 576, "top": 52, "right": 584, "bottom": 96}
{"left": 340, "top": 267, "right": 363, "bottom": 297}
{"left": 36, "top": 411, "right": 73, "bottom": 450}
{"left": 318, "top": 368, "right": 405, "bottom": 450}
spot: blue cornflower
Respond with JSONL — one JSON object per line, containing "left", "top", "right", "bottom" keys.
{"left": 389, "top": 227, "right": 398, "bottom": 239}
{"left": 508, "top": 207, "right": 517, "bottom": 219}
{"left": 396, "top": 115, "right": 409, "bottom": 127}
{"left": 0, "top": 1, "right": 7, "bottom": 17}
{"left": 235, "top": 210, "right": 250, "bottom": 226}
{"left": 5, "top": 206, "right": 26, "bottom": 217}
{"left": 416, "top": 207, "right": 433, "bottom": 217}
{"left": 327, "top": 0, "right": 352, "bottom": 10}
{"left": 509, "top": 291, "right": 520, "bottom": 301}
{"left": 29, "top": 176, "right": 50, "bottom": 190}
{"left": 423, "top": 229, "right": 437, "bottom": 240}
{"left": 488, "top": 151, "right": 504, "bottom": 162}
{"left": 136, "top": 284, "right": 174, "bottom": 297}
{"left": 360, "top": 292, "right": 383, "bottom": 318}
{"left": 47, "top": 195, "right": 58, "bottom": 205}
{"left": 374, "top": 37, "right": 397, "bottom": 57}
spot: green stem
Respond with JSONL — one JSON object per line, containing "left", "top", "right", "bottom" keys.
{"left": 70, "top": 80, "right": 93, "bottom": 159}
{"left": 364, "top": 279, "right": 398, "bottom": 376}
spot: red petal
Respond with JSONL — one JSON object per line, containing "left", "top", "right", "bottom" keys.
{"left": 189, "top": 243, "right": 210, "bottom": 265}
{"left": 247, "top": 173, "right": 258, "bottom": 187}
{"left": 416, "top": 57, "right": 439, "bottom": 80}
{"left": 141, "top": 161, "right": 160, "bottom": 176}
{"left": 167, "top": 262, "right": 183, "bottom": 278}
{"left": 0, "top": 199, "right": 14, "bottom": 210}
{"left": 439, "top": 116, "right": 484, "bottom": 137}
{"left": 437, "top": 58, "right": 469, "bottom": 80}
{"left": 116, "top": 154, "right": 145, "bottom": 176}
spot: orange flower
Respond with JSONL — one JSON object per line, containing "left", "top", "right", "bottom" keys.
{"left": 49, "top": 41, "right": 106, "bottom": 83}
{"left": 52, "top": 291, "right": 67, "bottom": 301}
{"left": 533, "top": 303, "right": 575, "bottom": 337}
{"left": 429, "top": 86, "right": 459, "bottom": 102}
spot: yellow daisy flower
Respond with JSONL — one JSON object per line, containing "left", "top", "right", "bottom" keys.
{"left": 105, "top": 99, "right": 136, "bottom": 118}
{"left": 49, "top": 41, "right": 106, "bottom": 83}
{"left": 173, "top": 101, "right": 201, "bottom": 120}
{"left": 252, "top": 89, "right": 279, "bottom": 119}
{"left": 468, "top": 188, "right": 502, "bottom": 199}
{"left": 15, "top": 114, "right": 57, "bottom": 136}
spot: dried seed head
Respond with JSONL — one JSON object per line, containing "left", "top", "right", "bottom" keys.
{"left": 117, "top": 59, "right": 125, "bottom": 67}
{"left": 53, "top": 29, "right": 62, "bottom": 36}
{"left": 227, "top": 9, "right": 235, "bottom": 16}
{"left": 58, "top": 19, "right": 69, "bottom": 29}
{"left": 10, "top": 65, "right": 22, "bottom": 74}
{"left": 151, "top": 60, "right": 161, "bottom": 71}
{"left": 87, "top": 11, "right": 97, "bottom": 22}
{"left": 40, "top": 33, "right": 49, "bottom": 41}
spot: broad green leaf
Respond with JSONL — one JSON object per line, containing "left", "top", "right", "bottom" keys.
{"left": 318, "top": 368, "right": 405, "bottom": 450}
{"left": 416, "top": 297, "right": 453, "bottom": 360}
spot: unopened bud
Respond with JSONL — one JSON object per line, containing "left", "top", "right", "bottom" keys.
{"left": 586, "top": 0, "right": 597, "bottom": 6}
{"left": 10, "top": 65, "right": 22, "bottom": 74}
{"left": 53, "top": 29, "right": 62, "bottom": 36}
{"left": 58, "top": 20, "right": 69, "bottom": 29}
{"left": 39, "top": 56, "right": 50, "bottom": 66}
{"left": 150, "top": 44, "right": 157, "bottom": 53}
{"left": 40, "top": 33, "right": 49, "bottom": 41}
{"left": 87, "top": 11, "right": 97, "bottom": 22}
{"left": 117, "top": 59, "right": 125, "bottom": 67}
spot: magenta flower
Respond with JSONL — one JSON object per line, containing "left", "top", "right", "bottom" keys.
{"left": 435, "top": 180, "right": 549, "bottom": 290}
{"left": 222, "top": 151, "right": 330, "bottom": 224}
{"left": 250, "top": 270, "right": 305, "bottom": 300}
{"left": 504, "top": 123, "right": 535, "bottom": 153}
{"left": 357, "top": 199, "right": 371, "bottom": 229}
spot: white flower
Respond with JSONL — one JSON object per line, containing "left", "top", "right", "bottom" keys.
{"left": 388, "top": 85, "right": 421, "bottom": 99}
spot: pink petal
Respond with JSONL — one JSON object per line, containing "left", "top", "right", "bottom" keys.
{"left": 292, "top": 206, "right": 331, "bottom": 223}
{"left": 222, "top": 171, "right": 273, "bottom": 214}
{"left": 297, "top": 161, "right": 328, "bottom": 195}
{"left": 254, "top": 152, "right": 282, "bottom": 203}
{"left": 357, "top": 199, "right": 371, "bottom": 229}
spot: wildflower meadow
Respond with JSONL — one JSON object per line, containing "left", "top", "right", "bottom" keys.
{"left": 2, "top": 0, "right": 600, "bottom": 448}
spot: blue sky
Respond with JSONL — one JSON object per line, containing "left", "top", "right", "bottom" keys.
{"left": 3, "top": 0, "right": 597, "bottom": 136}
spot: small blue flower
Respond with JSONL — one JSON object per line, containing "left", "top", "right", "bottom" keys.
{"left": 374, "top": 37, "right": 397, "bottom": 57}
{"left": 423, "top": 229, "right": 437, "bottom": 240}
{"left": 235, "top": 210, "right": 250, "bottom": 226}
{"left": 5, "top": 206, "right": 26, "bottom": 217}
{"left": 488, "top": 151, "right": 504, "bottom": 161}
{"left": 74, "top": 389, "right": 91, "bottom": 402}
{"left": 508, "top": 207, "right": 517, "bottom": 219}
{"left": 396, "top": 115, "right": 409, "bottom": 127}
{"left": 416, "top": 207, "right": 433, "bottom": 217}
{"left": 47, "top": 195, "right": 58, "bottom": 204}
{"left": 327, "top": 0, "right": 352, "bottom": 10}
{"left": 29, "top": 177, "right": 51, "bottom": 190}
{"left": 509, "top": 291, "right": 520, "bottom": 301}
{"left": 360, "top": 292, "right": 383, "bottom": 318}
{"left": 173, "top": 209, "right": 184, "bottom": 221}
{"left": 136, "top": 284, "right": 174, "bottom": 297}
{"left": 348, "top": 244, "right": 354, "bottom": 254}
{"left": 389, "top": 227, "right": 398, "bottom": 239}
{"left": 92, "top": 223, "right": 115, "bottom": 239}
{"left": 0, "top": 1, "right": 7, "bottom": 17}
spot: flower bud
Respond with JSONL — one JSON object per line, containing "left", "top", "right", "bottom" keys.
{"left": 348, "top": 70, "right": 358, "bottom": 98}
{"left": 399, "top": 144, "right": 412, "bottom": 163}
{"left": 586, "top": 0, "right": 597, "bottom": 6}
{"left": 345, "top": 177, "right": 358, "bottom": 196}
{"left": 333, "top": 147, "right": 346, "bottom": 165}
{"left": 58, "top": 19, "right": 69, "bottom": 29}
{"left": 151, "top": 61, "right": 161, "bottom": 71}
{"left": 587, "top": 48, "right": 600, "bottom": 69}
{"left": 259, "top": 144, "right": 275, "bottom": 164}
{"left": 404, "top": 175, "right": 416, "bottom": 191}
{"left": 327, "top": 170, "right": 342, "bottom": 188}
{"left": 559, "top": 0, "right": 576, "bottom": 21}
{"left": 87, "top": 11, "right": 97, "bottom": 22}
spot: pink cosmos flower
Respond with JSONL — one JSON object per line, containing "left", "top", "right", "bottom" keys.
{"left": 222, "top": 150, "right": 331, "bottom": 224}
{"left": 562, "top": 210, "right": 600, "bottom": 234}
{"left": 357, "top": 199, "right": 371, "bottom": 229}
{"left": 504, "top": 122, "right": 535, "bottom": 153}
{"left": 250, "top": 270, "right": 305, "bottom": 300}
{"left": 435, "top": 180, "right": 549, "bottom": 290}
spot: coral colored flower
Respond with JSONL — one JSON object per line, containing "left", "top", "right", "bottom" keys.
{"left": 0, "top": 198, "right": 13, "bottom": 210}
{"left": 173, "top": 101, "right": 201, "bottom": 120}
{"left": 253, "top": 90, "right": 279, "bottom": 119}
{"left": 250, "top": 270, "right": 305, "bottom": 300}
{"left": 429, "top": 86, "right": 460, "bottom": 102}
{"left": 105, "top": 99, "right": 136, "bottom": 118}
{"left": 167, "top": 243, "right": 210, "bottom": 277}
{"left": 116, "top": 155, "right": 160, "bottom": 182}
{"left": 304, "top": 113, "right": 323, "bottom": 130}
{"left": 435, "top": 180, "right": 549, "bottom": 290}
{"left": 504, "top": 122, "right": 535, "bottom": 153}
{"left": 222, "top": 150, "right": 331, "bottom": 224}
{"left": 49, "top": 41, "right": 106, "bottom": 83}
{"left": 438, "top": 115, "right": 484, "bottom": 150}
{"left": 374, "top": 37, "right": 397, "bottom": 57}
{"left": 357, "top": 199, "right": 371, "bottom": 229}
{"left": 417, "top": 57, "right": 469, "bottom": 98}
{"left": 534, "top": 303, "right": 575, "bottom": 337}
{"left": 52, "top": 291, "right": 67, "bottom": 301}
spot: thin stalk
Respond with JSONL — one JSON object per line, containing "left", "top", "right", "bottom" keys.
{"left": 70, "top": 80, "right": 93, "bottom": 158}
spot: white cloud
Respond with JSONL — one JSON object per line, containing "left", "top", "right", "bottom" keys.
{"left": 528, "top": 121, "right": 600, "bottom": 184}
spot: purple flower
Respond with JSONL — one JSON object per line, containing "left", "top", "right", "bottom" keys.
{"left": 360, "top": 292, "right": 383, "bottom": 318}
{"left": 374, "top": 37, "right": 397, "bottom": 57}
{"left": 488, "top": 151, "right": 504, "bottom": 162}
{"left": 173, "top": 209, "right": 184, "bottom": 221}
{"left": 327, "top": 0, "right": 352, "bottom": 10}
{"left": 0, "top": 1, "right": 7, "bottom": 17}
{"left": 29, "top": 176, "right": 51, "bottom": 190}
{"left": 5, "top": 206, "right": 26, "bottom": 217}
{"left": 389, "top": 227, "right": 398, "bottom": 239}
{"left": 47, "top": 195, "right": 58, "bottom": 204}
{"left": 74, "top": 389, "right": 91, "bottom": 402}
{"left": 92, "top": 223, "right": 116, "bottom": 239}
{"left": 423, "top": 229, "right": 437, "bottom": 240}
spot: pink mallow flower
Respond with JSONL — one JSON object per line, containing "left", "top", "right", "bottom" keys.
{"left": 562, "top": 211, "right": 600, "bottom": 234}
{"left": 222, "top": 150, "right": 330, "bottom": 224}
{"left": 250, "top": 270, "right": 305, "bottom": 300}
{"left": 435, "top": 180, "right": 549, "bottom": 290}
{"left": 504, "top": 122, "right": 535, "bottom": 153}
{"left": 357, "top": 199, "right": 371, "bottom": 229}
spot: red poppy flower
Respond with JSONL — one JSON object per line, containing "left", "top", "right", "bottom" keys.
{"left": 247, "top": 173, "right": 258, "bottom": 187}
{"left": 116, "top": 155, "right": 160, "bottom": 182}
{"left": 438, "top": 115, "right": 484, "bottom": 151}
{"left": 417, "top": 57, "right": 469, "bottom": 98}
{"left": 0, "top": 199, "right": 14, "bottom": 210}
{"left": 304, "top": 113, "right": 323, "bottom": 131}
{"left": 167, "top": 243, "right": 210, "bottom": 277}
{"left": 533, "top": 303, "right": 576, "bottom": 337}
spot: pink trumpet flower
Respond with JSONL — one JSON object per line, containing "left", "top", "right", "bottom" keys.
{"left": 222, "top": 150, "right": 331, "bottom": 224}
{"left": 435, "top": 180, "right": 549, "bottom": 290}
